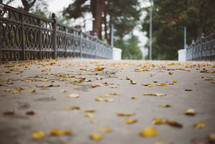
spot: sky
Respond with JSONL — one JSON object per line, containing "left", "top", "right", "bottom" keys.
{"left": 6, "top": 0, "right": 149, "bottom": 49}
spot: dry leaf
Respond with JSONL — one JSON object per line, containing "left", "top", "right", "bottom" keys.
{"left": 95, "top": 66, "right": 104, "bottom": 71}
{"left": 102, "top": 93, "right": 111, "bottom": 97}
{"left": 28, "top": 90, "right": 36, "bottom": 93}
{"left": 99, "top": 128, "right": 113, "bottom": 133}
{"left": 154, "top": 142, "right": 167, "bottom": 144}
{"left": 85, "top": 113, "right": 94, "bottom": 117}
{"left": 105, "top": 98, "right": 114, "bottom": 102}
{"left": 130, "top": 80, "right": 137, "bottom": 85}
{"left": 112, "top": 93, "right": 120, "bottom": 96}
{"left": 64, "top": 106, "right": 82, "bottom": 110}
{"left": 126, "top": 76, "right": 130, "bottom": 80}
{"left": 209, "top": 133, "right": 215, "bottom": 141}
{"left": 131, "top": 96, "right": 137, "bottom": 99}
{"left": 152, "top": 118, "right": 166, "bottom": 125}
{"left": 4, "top": 110, "right": 15, "bottom": 115}
{"left": 26, "top": 110, "right": 36, "bottom": 115}
{"left": 173, "top": 80, "right": 177, "bottom": 83}
{"left": 160, "top": 104, "right": 171, "bottom": 108}
{"left": 32, "top": 130, "right": 45, "bottom": 139}
{"left": 95, "top": 98, "right": 105, "bottom": 102}
{"left": 168, "top": 72, "right": 173, "bottom": 75}
{"left": 184, "top": 108, "right": 196, "bottom": 116}
{"left": 90, "top": 133, "right": 103, "bottom": 141}
{"left": 12, "top": 90, "right": 21, "bottom": 94}
{"left": 50, "top": 129, "right": 71, "bottom": 136}
{"left": 68, "top": 93, "right": 79, "bottom": 98}
{"left": 193, "top": 122, "right": 205, "bottom": 129}
{"left": 185, "top": 89, "right": 192, "bottom": 91}
{"left": 156, "top": 83, "right": 167, "bottom": 86}
{"left": 109, "top": 86, "right": 117, "bottom": 88}
{"left": 60, "top": 78, "right": 70, "bottom": 81}
{"left": 117, "top": 112, "right": 135, "bottom": 117}
{"left": 124, "top": 119, "right": 137, "bottom": 124}
{"left": 85, "top": 109, "right": 96, "bottom": 113}
{"left": 3, "top": 89, "right": 11, "bottom": 92}
{"left": 166, "top": 120, "right": 183, "bottom": 128}
{"left": 143, "top": 93, "right": 166, "bottom": 96}
{"left": 139, "top": 127, "right": 158, "bottom": 137}
{"left": 60, "top": 90, "right": 67, "bottom": 93}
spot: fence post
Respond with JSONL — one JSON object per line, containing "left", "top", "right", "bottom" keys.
{"left": 79, "top": 30, "right": 82, "bottom": 58}
{"left": 38, "top": 19, "right": 42, "bottom": 59}
{"left": 20, "top": 12, "right": 25, "bottom": 60}
{"left": 52, "top": 13, "right": 57, "bottom": 59}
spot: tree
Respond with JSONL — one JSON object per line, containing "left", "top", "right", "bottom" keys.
{"left": 21, "top": 0, "right": 36, "bottom": 12}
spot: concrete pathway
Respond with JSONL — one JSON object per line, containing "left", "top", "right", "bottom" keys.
{"left": 0, "top": 59, "right": 215, "bottom": 144}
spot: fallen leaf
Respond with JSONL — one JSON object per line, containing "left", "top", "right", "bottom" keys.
{"left": 124, "top": 119, "right": 137, "bottom": 124}
{"left": 156, "top": 83, "right": 167, "bottom": 86}
{"left": 28, "top": 90, "right": 36, "bottom": 93}
{"left": 64, "top": 106, "right": 82, "bottom": 110}
{"left": 102, "top": 93, "right": 111, "bottom": 97}
{"left": 117, "top": 112, "right": 135, "bottom": 117}
{"left": 209, "top": 133, "right": 215, "bottom": 141}
{"left": 50, "top": 129, "right": 71, "bottom": 136}
{"left": 12, "top": 90, "right": 21, "bottom": 94}
{"left": 126, "top": 76, "right": 130, "bottom": 80}
{"left": 95, "top": 66, "right": 104, "bottom": 71}
{"left": 4, "top": 110, "right": 15, "bottom": 115}
{"left": 60, "top": 78, "right": 70, "bottom": 81}
{"left": 105, "top": 98, "right": 114, "bottom": 102}
{"left": 166, "top": 120, "right": 183, "bottom": 128}
{"left": 95, "top": 98, "right": 105, "bottom": 102}
{"left": 154, "top": 142, "right": 167, "bottom": 144}
{"left": 131, "top": 96, "right": 137, "bottom": 99}
{"left": 32, "top": 130, "right": 45, "bottom": 139}
{"left": 60, "top": 90, "right": 67, "bottom": 93}
{"left": 168, "top": 72, "right": 173, "bottom": 75}
{"left": 185, "top": 89, "right": 192, "bottom": 91}
{"left": 184, "top": 108, "right": 196, "bottom": 116}
{"left": 160, "top": 104, "right": 171, "bottom": 108}
{"left": 109, "top": 86, "right": 117, "bottom": 88}
{"left": 130, "top": 80, "right": 137, "bottom": 85}
{"left": 85, "top": 113, "right": 94, "bottom": 117}
{"left": 139, "top": 127, "right": 158, "bottom": 137}
{"left": 173, "top": 80, "right": 177, "bottom": 83}
{"left": 112, "top": 93, "right": 120, "bottom": 96}
{"left": 99, "top": 128, "right": 113, "bottom": 133}
{"left": 85, "top": 109, "right": 96, "bottom": 113}
{"left": 26, "top": 110, "right": 36, "bottom": 115}
{"left": 68, "top": 93, "right": 79, "bottom": 98}
{"left": 3, "top": 89, "right": 11, "bottom": 92}
{"left": 193, "top": 122, "right": 205, "bottom": 129}
{"left": 152, "top": 118, "right": 166, "bottom": 125}
{"left": 90, "top": 133, "right": 103, "bottom": 141}
{"left": 143, "top": 93, "right": 166, "bottom": 96}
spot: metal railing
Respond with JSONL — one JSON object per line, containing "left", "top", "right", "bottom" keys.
{"left": 186, "top": 33, "right": 215, "bottom": 61}
{"left": 0, "top": 4, "right": 112, "bottom": 61}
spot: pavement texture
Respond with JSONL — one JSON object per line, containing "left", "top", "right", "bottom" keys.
{"left": 0, "top": 59, "right": 215, "bottom": 144}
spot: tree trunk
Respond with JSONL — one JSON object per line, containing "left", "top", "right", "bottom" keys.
{"left": 91, "top": 0, "right": 105, "bottom": 38}
{"left": 21, "top": 0, "right": 36, "bottom": 12}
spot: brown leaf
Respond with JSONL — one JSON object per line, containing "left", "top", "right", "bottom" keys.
{"left": 130, "top": 80, "right": 137, "bottom": 85}
{"left": 4, "top": 110, "right": 15, "bottom": 115}
{"left": 131, "top": 96, "right": 137, "bottom": 99}
{"left": 209, "top": 133, "right": 215, "bottom": 141}
{"left": 159, "top": 104, "right": 171, "bottom": 108}
{"left": 26, "top": 110, "right": 36, "bottom": 115}
{"left": 109, "top": 86, "right": 117, "bottom": 88}
{"left": 184, "top": 108, "right": 196, "bottom": 116}
{"left": 166, "top": 120, "right": 183, "bottom": 128}
{"left": 64, "top": 106, "right": 82, "bottom": 110}
{"left": 143, "top": 93, "right": 166, "bottom": 96}
{"left": 85, "top": 109, "right": 96, "bottom": 113}
{"left": 117, "top": 112, "right": 135, "bottom": 117}
{"left": 185, "top": 89, "right": 192, "bottom": 91}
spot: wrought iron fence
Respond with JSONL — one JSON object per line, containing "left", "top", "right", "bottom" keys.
{"left": 0, "top": 4, "right": 112, "bottom": 61}
{"left": 186, "top": 33, "right": 215, "bottom": 61}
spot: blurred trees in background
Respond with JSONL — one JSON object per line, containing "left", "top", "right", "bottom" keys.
{"left": 142, "top": 0, "right": 215, "bottom": 60}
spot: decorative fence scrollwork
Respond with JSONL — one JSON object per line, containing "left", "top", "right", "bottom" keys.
{"left": 0, "top": 4, "right": 112, "bottom": 61}
{"left": 186, "top": 33, "right": 215, "bottom": 61}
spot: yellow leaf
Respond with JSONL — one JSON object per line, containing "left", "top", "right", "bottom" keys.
{"left": 60, "top": 78, "right": 70, "bottom": 81}
{"left": 28, "top": 90, "right": 36, "bottom": 93}
{"left": 95, "top": 98, "right": 105, "bottom": 101}
{"left": 12, "top": 90, "right": 21, "bottom": 94}
{"left": 105, "top": 98, "right": 114, "bottom": 102}
{"left": 64, "top": 106, "right": 82, "bottom": 110}
{"left": 90, "top": 133, "right": 103, "bottom": 141}
{"left": 3, "top": 89, "right": 11, "bottom": 92}
{"left": 40, "top": 64, "right": 45, "bottom": 67}
{"left": 95, "top": 66, "right": 104, "bottom": 71}
{"left": 173, "top": 80, "right": 177, "bottom": 83}
{"left": 156, "top": 83, "right": 167, "bottom": 86}
{"left": 184, "top": 108, "right": 196, "bottom": 116}
{"left": 193, "top": 122, "right": 205, "bottom": 129}
{"left": 112, "top": 93, "right": 120, "bottom": 96}
{"left": 117, "top": 112, "right": 135, "bottom": 117}
{"left": 68, "top": 93, "right": 79, "bottom": 98}
{"left": 124, "top": 119, "right": 137, "bottom": 124}
{"left": 32, "top": 130, "right": 45, "bottom": 139}
{"left": 152, "top": 118, "right": 166, "bottom": 125}
{"left": 139, "top": 127, "right": 158, "bottom": 137}
{"left": 99, "top": 128, "right": 113, "bottom": 133}
{"left": 159, "top": 104, "right": 171, "bottom": 108}
{"left": 109, "top": 86, "right": 117, "bottom": 88}
{"left": 85, "top": 109, "right": 96, "bottom": 113}
{"left": 131, "top": 96, "right": 137, "bottom": 99}
{"left": 50, "top": 129, "right": 71, "bottom": 136}
{"left": 143, "top": 93, "right": 166, "bottom": 96}
{"left": 85, "top": 113, "right": 94, "bottom": 117}
{"left": 102, "top": 93, "right": 111, "bottom": 97}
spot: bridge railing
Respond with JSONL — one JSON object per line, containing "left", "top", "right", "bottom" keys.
{"left": 186, "top": 33, "right": 215, "bottom": 61}
{"left": 0, "top": 4, "right": 112, "bottom": 61}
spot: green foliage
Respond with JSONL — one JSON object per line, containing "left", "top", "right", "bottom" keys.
{"left": 115, "top": 35, "right": 142, "bottom": 60}
{"left": 142, "top": 0, "right": 215, "bottom": 60}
